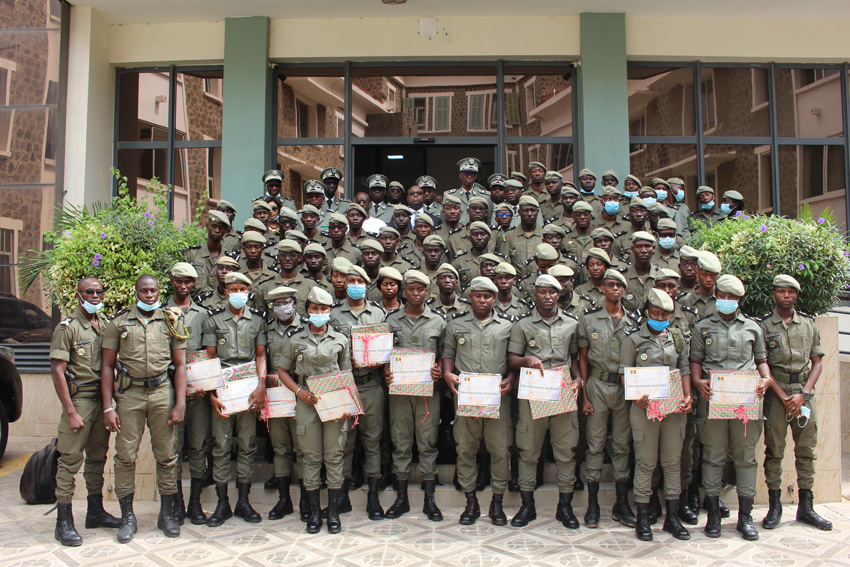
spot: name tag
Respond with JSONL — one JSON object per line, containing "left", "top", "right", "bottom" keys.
{"left": 120, "top": 321, "right": 136, "bottom": 327}
{"left": 74, "top": 339, "right": 92, "bottom": 345}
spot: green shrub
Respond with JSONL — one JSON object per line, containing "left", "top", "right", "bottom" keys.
{"left": 687, "top": 207, "right": 850, "bottom": 316}
{"left": 20, "top": 169, "right": 206, "bottom": 315}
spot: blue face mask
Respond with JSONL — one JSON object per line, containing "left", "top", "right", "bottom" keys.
{"left": 603, "top": 201, "right": 620, "bottom": 215}
{"left": 674, "top": 189, "right": 686, "bottom": 202}
{"left": 80, "top": 297, "right": 104, "bottom": 314}
{"left": 647, "top": 318, "right": 670, "bottom": 332}
{"left": 228, "top": 292, "right": 249, "bottom": 310}
{"left": 658, "top": 236, "right": 676, "bottom": 250}
{"left": 720, "top": 203, "right": 733, "bottom": 215}
{"left": 309, "top": 313, "right": 331, "bottom": 327}
{"left": 624, "top": 191, "right": 638, "bottom": 199}
{"left": 716, "top": 299, "right": 739, "bottom": 314}
{"left": 643, "top": 197, "right": 657, "bottom": 206}
{"left": 580, "top": 188, "right": 595, "bottom": 195}
{"left": 655, "top": 189, "right": 668, "bottom": 202}
{"left": 347, "top": 284, "right": 367, "bottom": 300}
{"left": 700, "top": 200, "right": 715, "bottom": 211}
{"left": 136, "top": 299, "right": 160, "bottom": 312}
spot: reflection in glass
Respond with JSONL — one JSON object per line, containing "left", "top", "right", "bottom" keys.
{"left": 779, "top": 145, "right": 846, "bottom": 223}
{"left": 629, "top": 144, "right": 699, "bottom": 207}
{"left": 627, "top": 67, "right": 696, "bottom": 137}
{"left": 275, "top": 145, "right": 344, "bottom": 208}
{"left": 505, "top": 143, "right": 574, "bottom": 180}
{"left": 774, "top": 68, "right": 843, "bottom": 138}
{"left": 703, "top": 68, "right": 770, "bottom": 137}
{"left": 702, "top": 145, "right": 771, "bottom": 214}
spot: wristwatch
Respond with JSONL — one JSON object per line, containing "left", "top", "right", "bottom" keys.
{"left": 802, "top": 391, "right": 812, "bottom": 400}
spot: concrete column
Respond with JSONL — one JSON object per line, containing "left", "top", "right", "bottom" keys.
{"left": 221, "top": 16, "right": 271, "bottom": 228}
{"left": 577, "top": 13, "right": 630, "bottom": 188}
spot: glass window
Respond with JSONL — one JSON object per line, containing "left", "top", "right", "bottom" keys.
{"left": 703, "top": 67, "right": 770, "bottom": 138}
{"left": 275, "top": 145, "right": 344, "bottom": 208}
{"left": 774, "top": 67, "right": 844, "bottom": 138}
{"left": 505, "top": 67, "right": 574, "bottom": 137}
{"left": 627, "top": 66, "right": 696, "bottom": 137}
{"left": 629, "top": 144, "right": 700, "bottom": 207}
{"left": 702, "top": 144, "right": 770, "bottom": 213}
{"left": 778, "top": 145, "right": 846, "bottom": 222}
{"left": 505, "top": 143, "right": 575, "bottom": 180}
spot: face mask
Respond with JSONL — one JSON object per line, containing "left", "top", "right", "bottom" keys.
{"left": 674, "top": 189, "right": 686, "bottom": 202}
{"left": 603, "top": 202, "right": 620, "bottom": 215}
{"left": 647, "top": 318, "right": 670, "bottom": 332}
{"left": 136, "top": 299, "right": 160, "bottom": 312}
{"left": 643, "top": 197, "right": 657, "bottom": 206}
{"left": 716, "top": 299, "right": 739, "bottom": 314}
{"left": 309, "top": 313, "right": 331, "bottom": 327}
{"left": 580, "top": 188, "right": 594, "bottom": 195}
{"left": 720, "top": 203, "right": 733, "bottom": 215}
{"left": 658, "top": 236, "right": 676, "bottom": 250}
{"left": 274, "top": 303, "right": 296, "bottom": 321}
{"left": 655, "top": 189, "right": 668, "bottom": 202}
{"left": 228, "top": 292, "right": 249, "bottom": 310}
{"left": 347, "top": 284, "right": 367, "bottom": 300}
{"left": 80, "top": 300, "right": 103, "bottom": 314}
{"left": 624, "top": 191, "right": 638, "bottom": 199}
{"left": 700, "top": 200, "right": 715, "bottom": 211}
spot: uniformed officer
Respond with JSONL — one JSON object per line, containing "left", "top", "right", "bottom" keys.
{"left": 594, "top": 186, "right": 630, "bottom": 235}
{"left": 300, "top": 201, "right": 327, "bottom": 242}
{"left": 378, "top": 226, "right": 419, "bottom": 272}
{"left": 445, "top": 157, "right": 491, "bottom": 224}
{"left": 443, "top": 276, "right": 516, "bottom": 526}
{"left": 376, "top": 266, "right": 403, "bottom": 313}
{"left": 263, "top": 169, "right": 297, "bottom": 211}
{"left": 196, "top": 255, "right": 240, "bottom": 310}
{"left": 540, "top": 171, "right": 564, "bottom": 221}
{"left": 251, "top": 199, "right": 279, "bottom": 245}
{"left": 496, "top": 195, "right": 543, "bottom": 274}
{"left": 452, "top": 221, "right": 495, "bottom": 288}
{"left": 166, "top": 263, "right": 211, "bottom": 525}
{"left": 574, "top": 247, "right": 611, "bottom": 307}
{"left": 183, "top": 210, "right": 231, "bottom": 295}
{"left": 678, "top": 246, "right": 701, "bottom": 293}
{"left": 391, "top": 204, "right": 417, "bottom": 249}
{"left": 204, "top": 272, "right": 268, "bottom": 527}
{"left": 330, "top": 265, "right": 387, "bottom": 520}
{"left": 622, "top": 231, "right": 660, "bottom": 312}
{"left": 434, "top": 194, "right": 465, "bottom": 256}
{"left": 236, "top": 232, "right": 279, "bottom": 309}
{"left": 690, "top": 274, "right": 771, "bottom": 540}
{"left": 367, "top": 174, "right": 396, "bottom": 224}
{"left": 320, "top": 166, "right": 348, "bottom": 216}
{"left": 524, "top": 161, "right": 549, "bottom": 204}
{"left": 263, "top": 286, "right": 300, "bottom": 522}
{"left": 665, "top": 177, "right": 691, "bottom": 239}
{"left": 760, "top": 274, "right": 832, "bottom": 531}
{"left": 101, "top": 274, "right": 187, "bottom": 543}
{"left": 492, "top": 262, "right": 529, "bottom": 319}
{"left": 720, "top": 190, "right": 745, "bottom": 219}
{"left": 384, "top": 270, "right": 446, "bottom": 522}
{"left": 278, "top": 286, "right": 352, "bottom": 534}
{"left": 301, "top": 243, "right": 333, "bottom": 293}
{"left": 507, "top": 274, "right": 582, "bottom": 528}
{"left": 418, "top": 175, "right": 442, "bottom": 219}
{"left": 550, "top": 264, "right": 593, "bottom": 316}
{"left": 680, "top": 250, "right": 721, "bottom": 317}
{"left": 653, "top": 218, "right": 681, "bottom": 270}
{"left": 579, "top": 268, "right": 641, "bottom": 529}
{"left": 563, "top": 201, "right": 595, "bottom": 262}
{"left": 325, "top": 213, "right": 361, "bottom": 269}
{"left": 621, "top": 288, "right": 692, "bottom": 541}
{"left": 263, "top": 239, "right": 315, "bottom": 316}
{"left": 346, "top": 202, "right": 373, "bottom": 245}
{"left": 690, "top": 186, "right": 726, "bottom": 231}
{"left": 50, "top": 277, "right": 121, "bottom": 546}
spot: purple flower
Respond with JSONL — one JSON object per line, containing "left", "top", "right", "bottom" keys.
{"left": 94, "top": 253, "right": 101, "bottom": 260}
{"left": 148, "top": 220, "right": 154, "bottom": 226}
{"left": 742, "top": 214, "right": 749, "bottom": 219}
{"left": 818, "top": 217, "right": 826, "bottom": 224}
{"left": 735, "top": 210, "right": 743, "bottom": 216}
{"left": 144, "top": 211, "right": 151, "bottom": 218}
{"left": 92, "top": 259, "right": 99, "bottom": 267}
{"left": 767, "top": 264, "right": 772, "bottom": 268}
{"left": 759, "top": 225, "right": 767, "bottom": 232}
{"left": 798, "top": 264, "right": 805, "bottom": 270}
{"left": 99, "top": 232, "right": 107, "bottom": 239}
{"left": 845, "top": 251, "right": 850, "bottom": 257}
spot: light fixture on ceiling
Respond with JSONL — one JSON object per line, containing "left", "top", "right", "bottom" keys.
{"left": 382, "top": 0, "right": 407, "bottom": 4}
{"left": 387, "top": 155, "right": 404, "bottom": 160}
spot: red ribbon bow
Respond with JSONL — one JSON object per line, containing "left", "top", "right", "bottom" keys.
{"left": 733, "top": 404, "right": 749, "bottom": 437}
{"left": 647, "top": 400, "right": 664, "bottom": 422}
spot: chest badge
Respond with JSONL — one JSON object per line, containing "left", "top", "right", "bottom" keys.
{"left": 769, "top": 340, "right": 776, "bottom": 348}
{"left": 706, "top": 338, "right": 712, "bottom": 346}
{"left": 458, "top": 337, "right": 465, "bottom": 345}
{"left": 626, "top": 293, "right": 634, "bottom": 301}
{"left": 219, "top": 337, "right": 226, "bottom": 345}
{"left": 640, "top": 353, "right": 648, "bottom": 361}
{"left": 529, "top": 339, "right": 536, "bottom": 348}
{"left": 591, "top": 332, "right": 599, "bottom": 340}
{"left": 77, "top": 347, "right": 86, "bottom": 356}
{"left": 297, "top": 354, "right": 303, "bottom": 362}
{"left": 121, "top": 330, "right": 128, "bottom": 339}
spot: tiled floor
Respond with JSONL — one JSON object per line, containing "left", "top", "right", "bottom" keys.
{"left": 1, "top": 443, "right": 848, "bottom": 567}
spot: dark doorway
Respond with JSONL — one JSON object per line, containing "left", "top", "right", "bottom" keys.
{"left": 350, "top": 144, "right": 496, "bottom": 198}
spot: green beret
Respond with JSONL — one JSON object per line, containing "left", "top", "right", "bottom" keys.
{"left": 572, "top": 201, "right": 593, "bottom": 213}
{"left": 652, "top": 178, "right": 671, "bottom": 190}
{"left": 495, "top": 262, "right": 516, "bottom": 276}
{"left": 585, "top": 247, "right": 611, "bottom": 266}
{"left": 603, "top": 169, "right": 619, "bottom": 182}
{"left": 656, "top": 218, "right": 677, "bottom": 231}
{"left": 393, "top": 204, "right": 413, "bottom": 215}
{"left": 404, "top": 270, "right": 430, "bottom": 286}
{"left": 307, "top": 286, "right": 334, "bottom": 306}
{"left": 494, "top": 202, "right": 514, "bottom": 213}
{"left": 284, "top": 229, "right": 308, "bottom": 242}
{"left": 542, "top": 223, "right": 566, "bottom": 237}
{"left": 216, "top": 199, "right": 236, "bottom": 212}
{"left": 647, "top": 288, "right": 675, "bottom": 312}
{"left": 267, "top": 286, "right": 297, "bottom": 301}
{"left": 328, "top": 213, "right": 349, "bottom": 226}
{"left": 277, "top": 239, "right": 302, "bottom": 253}
{"left": 624, "top": 174, "right": 642, "bottom": 187}
{"left": 631, "top": 231, "right": 656, "bottom": 244}
{"left": 629, "top": 196, "right": 649, "bottom": 209}
{"left": 601, "top": 186, "right": 621, "bottom": 197}
{"left": 656, "top": 268, "right": 681, "bottom": 281}
{"left": 579, "top": 168, "right": 596, "bottom": 179}
{"left": 679, "top": 246, "right": 700, "bottom": 261}
{"left": 603, "top": 269, "right": 627, "bottom": 286}
{"left": 468, "top": 276, "right": 498, "bottom": 294}
{"left": 504, "top": 179, "right": 524, "bottom": 189}
{"left": 648, "top": 202, "right": 669, "bottom": 214}
{"left": 279, "top": 207, "right": 299, "bottom": 222}
{"left": 534, "top": 274, "right": 562, "bottom": 291}
{"left": 528, "top": 161, "right": 546, "bottom": 170}
{"left": 415, "top": 214, "right": 435, "bottom": 227}
{"left": 216, "top": 256, "right": 239, "bottom": 267}
{"left": 437, "top": 263, "right": 458, "bottom": 278}
{"left": 544, "top": 171, "right": 563, "bottom": 180}
{"left": 469, "top": 221, "right": 491, "bottom": 235}
{"left": 332, "top": 257, "right": 352, "bottom": 274}
{"left": 423, "top": 234, "right": 446, "bottom": 247}
{"left": 224, "top": 272, "right": 252, "bottom": 286}
{"left": 379, "top": 226, "right": 400, "bottom": 238}
{"left": 773, "top": 274, "right": 801, "bottom": 291}
{"left": 252, "top": 199, "right": 273, "bottom": 212}
{"left": 468, "top": 197, "right": 488, "bottom": 208}
{"left": 300, "top": 204, "right": 321, "bottom": 216}
{"left": 716, "top": 274, "right": 745, "bottom": 297}
{"left": 378, "top": 266, "right": 403, "bottom": 282}
{"left": 667, "top": 177, "right": 685, "bottom": 186}
{"left": 347, "top": 203, "right": 368, "bottom": 217}
{"left": 347, "top": 264, "right": 370, "bottom": 284}
{"left": 510, "top": 171, "right": 528, "bottom": 182}
{"left": 303, "top": 243, "right": 326, "bottom": 257}
{"left": 241, "top": 231, "right": 267, "bottom": 245}
{"left": 591, "top": 227, "right": 615, "bottom": 241}
{"left": 360, "top": 238, "right": 383, "bottom": 252}
{"left": 697, "top": 251, "right": 722, "bottom": 273}
{"left": 723, "top": 190, "right": 744, "bottom": 201}
{"left": 388, "top": 181, "right": 404, "bottom": 190}
{"left": 479, "top": 253, "right": 502, "bottom": 265}
{"left": 535, "top": 243, "right": 559, "bottom": 261}
{"left": 208, "top": 210, "right": 231, "bottom": 227}
{"left": 171, "top": 262, "right": 198, "bottom": 279}
{"left": 244, "top": 218, "right": 266, "bottom": 232}
{"left": 442, "top": 194, "right": 463, "bottom": 206}
{"left": 696, "top": 185, "right": 715, "bottom": 196}
{"left": 549, "top": 264, "right": 575, "bottom": 278}
{"left": 518, "top": 195, "right": 540, "bottom": 208}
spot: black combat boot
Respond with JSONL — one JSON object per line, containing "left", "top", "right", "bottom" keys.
{"left": 299, "top": 480, "right": 309, "bottom": 522}
{"left": 268, "top": 477, "right": 293, "bottom": 520}
{"left": 796, "top": 489, "right": 833, "bottom": 530}
{"left": 233, "top": 482, "right": 261, "bottom": 523}
{"left": 584, "top": 481, "right": 600, "bottom": 528}
{"left": 635, "top": 502, "right": 653, "bottom": 541}
{"left": 378, "top": 463, "right": 393, "bottom": 491}
{"left": 508, "top": 454, "right": 520, "bottom": 493}
{"left": 510, "top": 490, "right": 537, "bottom": 527}
{"left": 663, "top": 499, "right": 690, "bottom": 540}
{"left": 687, "top": 479, "right": 700, "bottom": 515}
{"left": 475, "top": 453, "right": 491, "bottom": 491}
{"left": 736, "top": 495, "right": 759, "bottom": 541}
{"left": 157, "top": 493, "right": 181, "bottom": 538}
{"left": 703, "top": 495, "right": 722, "bottom": 538}
{"left": 186, "top": 478, "right": 208, "bottom": 525}
{"left": 677, "top": 491, "right": 698, "bottom": 525}
{"left": 647, "top": 488, "right": 662, "bottom": 525}
{"left": 349, "top": 451, "right": 365, "bottom": 490}
{"left": 762, "top": 488, "right": 782, "bottom": 529}
{"left": 55, "top": 502, "right": 83, "bottom": 547}
{"left": 459, "top": 491, "right": 480, "bottom": 525}
{"left": 327, "top": 489, "right": 342, "bottom": 534}
{"left": 488, "top": 493, "right": 507, "bottom": 526}
{"left": 555, "top": 492, "right": 580, "bottom": 529}
{"left": 116, "top": 494, "right": 137, "bottom": 544}
{"left": 337, "top": 483, "right": 352, "bottom": 513}
{"left": 172, "top": 484, "right": 186, "bottom": 525}
{"left": 206, "top": 484, "right": 232, "bottom": 527}
{"left": 385, "top": 479, "right": 410, "bottom": 519}
{"left": 305, "top": 490, "right": 322, "bottom": 533}
{"left": 264, "top": 472, "right": 277, "bottom": 490}
{"left": 422, "top": 479, "right": 443, "bottom": 521}
{"left": 366, "top": 477, "right": 385, "bottom": 520}
{"left": 85, "top": 493, "right": 121, "bottom": 529}
{"left": 612, "top": 481, "right": 637, "bottom": 528}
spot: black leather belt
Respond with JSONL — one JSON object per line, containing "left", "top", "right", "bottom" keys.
{"left": 773, "top": 370, "right": 809, "bottom": 384}
{"left": 129, "top": 372, "right": 168, "bottom": 388}
{"left": 590, "top": 367, "right": 620, "bottom": 384}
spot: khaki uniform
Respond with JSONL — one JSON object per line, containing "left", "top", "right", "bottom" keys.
{"left": 386, "top": 306, "right": 446, "bottom": 481}
{"left": 452, "top": 250, "right": 498, "bottom": 289}
{"left": 620, "top": 323, "right": 690, "bottom": 502}
{"left": 578, "top": 305, "right": 641, "bottom": 483}
{"left": 444, "top": 311, "right": 513, "bottom": 494}
{"left": 266, "top": 316, "right": 302, "bottom": 480}
{"left": 508, "top": 309, "right": 580, "bottom": 493}
{"left": 381, "top": 253, "right": 419, "bottom": 274}
{"left": 222, "top": 230, "right": 242, "bottom": 254}
{"left": 668, "top": 302, "right": 699, "bottom": 487}
{"left": 330, "top": 300, "right": 387, "bottom": 480}
{"left": 444, "top": 186, "right": 492, "bottom": 225}
{"left": 574, "top": 281, "right": 605, "bottom": 308}
{"left": 561, "top": 290, "right": 595, "bottom": 317}
{"left": 183, "top": 242, "right": 224, "bottom": 295}
{"left": 494, "top": 294, "right": 532, "bottom": 321}
{"left": 496, "top": 225, "right": 543, "bottom": 276}
{"left": 203, "top": 306, "right": 267, "bottom": 484}
{"left": 690, "top": 312, "right": 766, "bottom": 498}
{"left": 238, "top": 258, "right": 279, "bottom": 309}
{"left": 652, "top": 249, "right": 681, "bottom": 271}
{"left": 280, "top": 324, "right": 352, "bottom": 491}
{"left": 261, "top": 273, "right": 318, "bottom": 318}
{"left": 50, "top": 308, "right": 111, "bottom": 503}
{"left": 689, "top": 207, "right": 726, "bottom": 231}
{"left": 563, "top": 231, "right": 594, "bottom": 264}
{"left": 760, "top": 309, "right": 824, "bottom": 491}
{"left": 680, "top": 289, "right": 717, "bottom": 318}
{"left": 166, "top": 298, "right": 211, "bottom": 481}
{"left": 427, "top": 295, "right": 470, "bottom": 318}
{"left": 622, "top": 263, "right": 660, "bottom": 312}
{"left": 103, "top": 306, "right": 186, "bottom": 498}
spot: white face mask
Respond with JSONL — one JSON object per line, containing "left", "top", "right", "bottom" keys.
{"left": 274, "top": 302, "right": 296, "bottom": 321}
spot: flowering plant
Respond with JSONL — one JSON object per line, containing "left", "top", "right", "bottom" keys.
{"left": 20, "top": 169, "right": 206, "bottom": 315}
{"left": 687, "top": 206, "right": 850, "bottom": 316}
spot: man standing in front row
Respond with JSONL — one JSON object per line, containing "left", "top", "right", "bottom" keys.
{"left": 50, "top": 277, "right": 121, "bottom": 546}
{"left": 102, "top": 274, "right": 187, "bottom": 543}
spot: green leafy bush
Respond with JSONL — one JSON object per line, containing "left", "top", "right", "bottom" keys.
{"left": 687, "top": 207, "right": 850, "bottom": 316}
{"left": 20, "top": 169, "right": 206, "bottom": 315}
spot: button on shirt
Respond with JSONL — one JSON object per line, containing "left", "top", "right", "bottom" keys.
{"left": 103, "top": 306, "right": 187, "bottom": 379}
{"left": 386, "top": 306, "right": 446, "bottom": 356}
{"left": 690, "top": 312, "right": 766, "bottom": 371}
{"left": 49, "top": 307, "right": 109, "bottom": 386}
{"left": 508, "top": 309, "right": 578, "bottom": 368}
{"left": 202, "top": 307, "right": 267, "bottom": 368}
{"left": 759, "top": 309, "right": 824, "bottom": 376}
{"left": 619, "top": 322, "right": 690, "bottom": 377}
{"left": 578, "top": 306, "right": 641, "bottom": 374}
{"left": 443, "top": 312, "right": 512, "bottom": 376}
{"left": 280, "top": 326, "right": 351, "bottom": 385}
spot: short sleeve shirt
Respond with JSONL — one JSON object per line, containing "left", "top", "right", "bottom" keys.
{"left": 443, "top": 312, "right": 512, "bottom": 376}
{"left": 619, "top": 322, "right": 690, "bottom": 377}
{"left": 202, "top": 306, "right": 267, "bottom": 368}
{"left": 102, "top": 305, "right": 187, "bottom": 378}
{"left": 578, "top": 306, "right": 641, "bottom": 373}
{"left": 280, "top": 325, "right": 352, "bottom": 385}
{"left": 166, "top": 297, "right": 208, "bottom": 352}
{"left": 386, "top": 306, "right": 446, "bottom": 357}
{"left": 690, "top": 312, "right": 766, "bottom": 372}
{"left": 49, "top": 307, "right": 109, "bottom": 386}
{"left": 508, "top": 308, "right": 579, "bottom": 368}
{"left": 759, "top": 309, "right": 824, "bottom": 376}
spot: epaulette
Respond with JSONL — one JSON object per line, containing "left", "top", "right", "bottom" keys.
{"left": 352, "top": 242, "right": 363, "bottom": 250}
{"left": 208, "top": 306, "right": 226, "bottom": 316}
{"left": 425, "top": 297, "right": 436, "bottom": 305}
{"left": 563, "top": 311, "right": 578, "bottom": 321}
{"left": 625, "top": 326, "right": 640, "bottom": 336}
{"left": 543, "top": 216, "right": 558, "bottom": 225}
{"left": 365, "top": 230, "right": 379, "bottom": 238}
{"left": 248, "top": 292, "right": 256, "bottom": 300}
{"left": 518, "top": 297, "right": 533, "bottom": 307}
{"left": 184, "top": 244, "right": 201, "bottom": 250}
{"left": 584, "top": 305, "right": 603, "bottom": 315}
{"left": 321, "top": 230, "right": 330, "bottom": 237}
{"left": 579, "top": 293, "right": 596, "bottom": 305}
{"left": 613, "top": 231, "right": 628, "bottom": 239}
{"left": 682, "top": 304, "right": 698, "bottom": 315}
{"left": 110, "top": 308, "right": 129, "bottom": 320}
{"left": 226, "top": 250, "right": 240, "bottom": 259}
{"left": 458, "top": 297, "right": 471, "bottom": 304}
{"left": 496, "top": 312, "right": 513, "bottom": 322}
{"left": 798, "top": 311, "right": 815, "bottom": 319}
{"left": 331, "top": 301, "right": 343, "bottom": 308}
{"left": 523, "top": 257, "right": 535, "bottom": 266}
{"left": 516, "top": 272, "right": 533, "bottom": 283}
{"left": 196, "top": 291, "right": 214, "bottom": 304}
{"left": 263, "top": 240, "right": 276, "bottom": 249}
{"left": 517, "top": 310, "right": 534, "bottom": 320}
{"left": 674, "top": 290, "right": 688, "bottom": 301}
{"left": 445, "top": 188, "right": 459, "bottom": 194}
{"left": 60, "top": 316, "right": 73, "bottom": 327}
{"left": 453, "top": 250, "right": 468, "bottom": 259}
{"left": 249, "top": 307, "right": 266, "bottom": 318}
{"left": 400, "top": 254, "right": 419, "bottom": 267}
{"left": 490, "top": 224, "right": 499, "bottom": 231}
{"left": 617, "top": 266, "right": 629, "bottom": 273}
{"left": 696, "top": 311, "right": 714, "bottom": 322}
{"left": 452, "top": 310, "right": 469, "bottom": 319}
{"left": 566, "top": 253, "right": 579, "bottom": 263}
{"left": 432, "top": 309, "right": 446, "bottom": 319}
{"left": 368, "top": 300, "right": 383, "bottom": 309}
{"left": 286, "top": 325, "right": 304, "bottom": 337}
{"left": 235, "top": 229, "right": 244, "bottom": 236}
{"left": 449, "top": 227, "right": 464, "bottom": 235}
{"left": 627, "top": 310, "right": 642, "bottom": 322}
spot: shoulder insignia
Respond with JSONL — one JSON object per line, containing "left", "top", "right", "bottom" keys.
{"left": 226, "top": 250, "right": 240, "bottom": 259}
{"left": 517, "top": 272, "right": 533, "bottom": 282}
{"left": 448, "top": 227, "right": 463, "bottom": 235}
{"left": 613, "top": 231, "right": 627, "bottom": 238}
{"left": 248, "top": 292, "right": 256, "bottom": 300}
{"left": 263, "top": 241, "right": 276, "bottom": 249}
{"left": 566, "top": 254, "right": 579, "bottom": 263}
{"left": 618, "top": 266, "right": 629, "bottom": 273}
{"left": 249, "top": 307, "right": 266, "bottom": 317}
{"left": 517, "top": 310, "right": 534, "bottom": 320}
{"left": 453, "top": 250, "right": 468, "bottom": 259}
{"left": 563, "top": 311, "right": 578, "bottom": 321}
{"left": 452, "top": 310, "right": 469, "bottom": 319}
{"left": 321, "top": 230, "right": 330, "bottom": 237}
{"left": 332, "top": 301, "right": 343, "bottom": 308}
{"left": 60, "top": 316, "right": 73, "bottom": 327}
{"left": 185, "top": 244, "right": 201, "bottom": 250}
{"left": 579, "top": 293, "right": 595, "bottom": 305}
{"left": 627, "top": 310, "right": 642, "bottom": 322}
{"left": 208, "top": 307, "right": 226, "bottom": 316}
{"left": 286, "top": 325, "right": 304, "bottom": 337}
{"left": 458, "top": 297, "right": 471, "bottom": 304}
{"left": 496, "top": 312, "right": 513, "bottom": 321}
{"left": 625, "top": 326, "right": 640, "bottom": 336}
{"left": 518, "top": 297, "right": 532, "bottom": 307}
{"left": 682, "top": 305, "right": 698, "bottom": 315}
{"left": 433, "top": 310, "right": 446, "bottom": 319}
{"left": 109, "top": 308, "right": 128, "bottom": 320}
{"left": 696, "top": 311, "right": 714, "bottom": 322}
{"left": 543, "top": 216, "right": 557, "bottom": 225}
{"left": 445, "top": 189, "right": 458, "bottom": 194}
{"left": 425, "top": 297, "right": 436, "bottom": 305}
{"left": 198, "top": 291, "right": 214, "bottom": 301}
{"left": 798, "top": 311, "right": 815, "bottom": 319}
{"left": 585, "top": 306, "right": 603, "bottom": 314}
{"left": 165, "top": 306, "right": 183, "bottom": 318}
